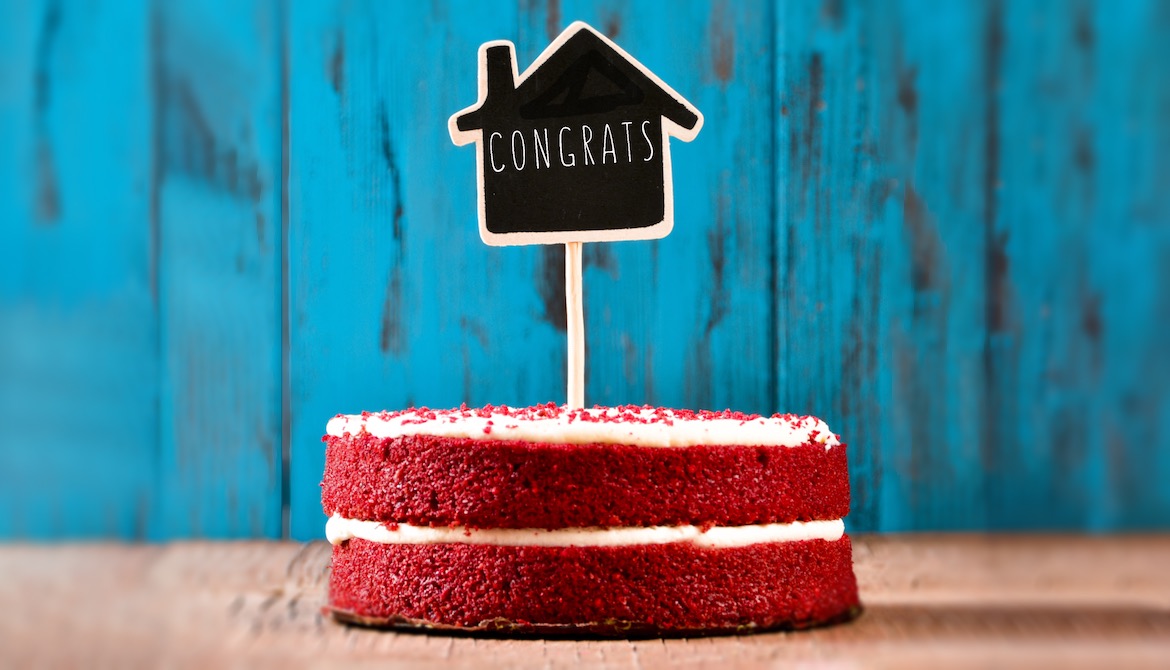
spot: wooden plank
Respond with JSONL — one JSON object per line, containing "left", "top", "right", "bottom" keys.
{"left": 984, "top": 0, "right": 1170, "bottom": 530}
{"left": 862, "top": 1, "right": 992, "bottom": 530}
{"left": 773, "top": 0, "right": 891, "bottom": 532}
{"left": 0, "top": 0, "right": 158, "bottom": 538}
{"left": 288, "top": 0, "right": 554, "bottom": 540}
{"left": 2, "top": 536, "right": 1168, "bottom": 667}
{"left": 149, "top": 0, "right": 284, "bottom": 538}
{"left": 776, "top": 2, "right": 996, "bottom": 530}
{"left": 1092, "top": 0, "right": 1170, "bottom": 529}
{"left": 985, "top": 0, "right": 1103, "bottom": 530}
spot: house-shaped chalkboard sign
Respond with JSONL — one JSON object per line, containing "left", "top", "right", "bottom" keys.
{"left": 450, "top": 21, "right": 703, "bottom": 246}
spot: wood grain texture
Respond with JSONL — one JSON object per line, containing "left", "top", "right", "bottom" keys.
{"left": 0, "top": 0, "right": 159, "bottom": 538}
{"left": 0, "top": 0, "right": 283, "bottom": 539}
{"left": 776, "top": 0, "right": 993, "bottom": 532}
{"left": 287, "top": 0, "right": 550, "bottom": 540}
{"left": 2, "top": 0, "right": 1168, "bottom": 540}
{"left": 2, "top": 536, "right": 1167, "bottom": 668}
{"left": 152, "top": 0, "right": 284, "bottom": 538}
{"left": 983, "top": 0, "right": 1170, "bottom": 531}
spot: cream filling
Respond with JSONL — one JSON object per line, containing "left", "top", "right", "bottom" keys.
{"left": 325, "top": 514, "right": 844, "bottom": 548}
{"left": 326, "top": 407, "right": 839, "bottom": 450}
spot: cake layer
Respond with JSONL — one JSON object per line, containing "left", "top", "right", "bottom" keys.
{"left": 329, "top": 536, "right": 861, "bottom": 634}
{"left": 325, "top": 514, "right": 845, "bottom": 547}
{"left": 322, "top": 432, "right": 850, "bottom": 528}
{"left": 327, "top": 404, "right": 840, "bottom": 448}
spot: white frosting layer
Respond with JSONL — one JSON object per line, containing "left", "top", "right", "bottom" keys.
{"left": 326, "top": 406, "right": 839, "bottom": 449}
{"left": 325, "top": 514, "right": 845, "bottom": 548}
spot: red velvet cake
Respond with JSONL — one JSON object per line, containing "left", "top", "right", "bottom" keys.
{"left": 322, "top": 404, "right": 860, "bottom": 635}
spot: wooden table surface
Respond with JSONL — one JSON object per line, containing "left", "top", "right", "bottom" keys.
{"left": 2, "top": 535, "right": 1168, "bottom": 669}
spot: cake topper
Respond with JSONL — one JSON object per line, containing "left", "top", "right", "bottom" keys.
{"left": 450, "top": 21, "right": 702, "bottom": 408}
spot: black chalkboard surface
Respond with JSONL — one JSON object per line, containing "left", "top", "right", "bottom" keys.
{"left": 450, "top": 22, "right": 703, "bottom": 246}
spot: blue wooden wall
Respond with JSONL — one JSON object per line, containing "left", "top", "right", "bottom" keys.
{"left": 2, "top": 0, "right": 1167, "bottom": 540}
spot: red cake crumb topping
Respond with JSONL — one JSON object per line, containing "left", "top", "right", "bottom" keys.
{"left": 347, "top": 403, "right": 832, "bottom": 435}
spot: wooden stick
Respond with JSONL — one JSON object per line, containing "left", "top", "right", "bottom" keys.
{"left": 565, "top": 241, "right": 585, "bottom": 409}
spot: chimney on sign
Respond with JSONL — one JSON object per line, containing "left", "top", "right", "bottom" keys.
{"left": 484, "top": 44, "right": 515, "bottom": 102}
